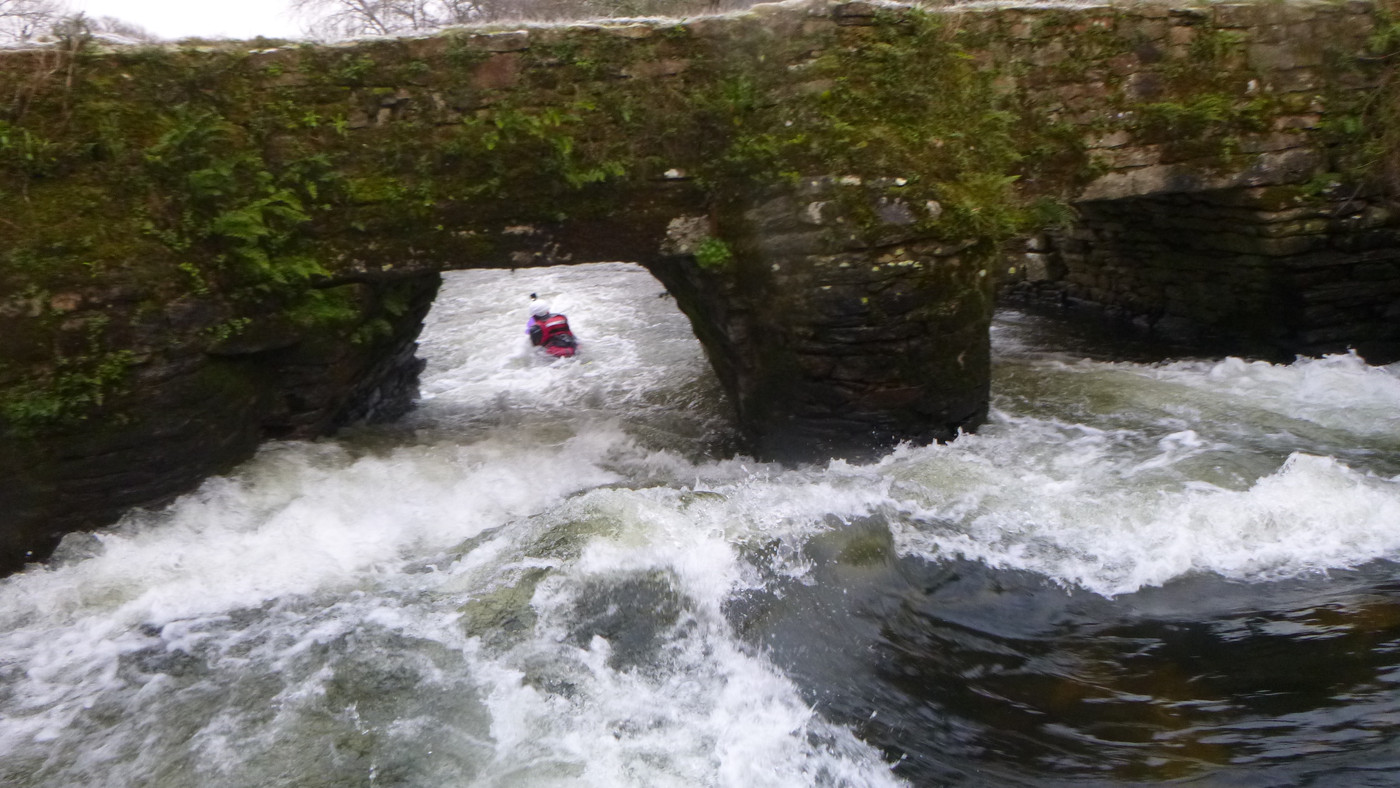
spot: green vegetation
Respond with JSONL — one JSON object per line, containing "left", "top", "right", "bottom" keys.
{"left": 0, "top": 347, "right": 136, "bottom": 432}
{"left": 693, "top": 236, "right": 733, "bottom": 269}
{"left": 1322, "top": 0, "right": 1400, "bottom": 192}
{"left": 717, "top": 8, "right": 1039, "bottom": 244}
{"left": 0, "top": 42, "right": 365, "bottom": 429}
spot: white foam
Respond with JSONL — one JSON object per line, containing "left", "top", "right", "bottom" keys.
{"left": 0, "top": 264, "right": 901, "bottom": 786}
{"left": 469, "top": 495, "right": 903, "bottom": 787}
{"left": 1140, "top": 352, "right": 1400, "bottom": 437}
{"left": 883, "top": 445, "right": 1400, "bottom": 596}
{"left": 7, "top": 266, "right": 1398, "bottom": 784}
{"left": 1, "top": 434, "right": 625, "bottom": 630}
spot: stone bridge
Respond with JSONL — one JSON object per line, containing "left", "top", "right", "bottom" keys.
{"left": 2, "top": 0, "right": 1397, "bottom": 569}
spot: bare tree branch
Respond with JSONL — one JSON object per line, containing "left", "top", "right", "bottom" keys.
{"left": 0, "top": 0, "right": 65, "bottom": 44}
{"left": 294, "top": 0, "right": 750, "bottom": 39}
{"left": 91, "top": 15, "right": 160, "bottom": 43}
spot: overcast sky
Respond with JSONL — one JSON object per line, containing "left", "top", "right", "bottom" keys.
{"left": 72, "top": 0, "right": 304, "bottom": 40}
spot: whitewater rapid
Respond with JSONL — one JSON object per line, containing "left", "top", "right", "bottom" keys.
{"left": 3, "top": 262, "right": 1399, "bottom": 786}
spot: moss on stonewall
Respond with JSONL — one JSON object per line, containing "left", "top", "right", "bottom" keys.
{"left": 0, "top": 42, "right": 364, "bottom": 430}
{"left": 1316, "top": 0, "right": 1400, "bottom": 193}
{"left": 0, "top": 349, "right": 137, "bottom": 431}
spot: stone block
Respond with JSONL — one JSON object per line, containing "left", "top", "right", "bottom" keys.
{"left": 1168, "top": 7, "right": 1209, "bottom": 25}
{"left": 1256, "top": 217, "right": 1326, "bottom": 238}
{"left": 1272, "top": 114, "right": 1321, "bottom": 131}
{"left": 758, "top": 230, "right": 831, "bottom": 257}
{"left": 1029, "top": 39, "right": 1068, "bottom": 68}
{"left": 660, "top": 215, "right": 710, "bottom": 256}
{"left": 874, "top": 197, "right": 916, "bottom": 226}
{"left": 1213, "top": 3, "right": 1262, "bottom": 29}
{"left": 1269, "top": 68, "right": 1321, "bottom": 93}
{"left": 1080, "top": 164, "right": 1191, "bottom": 201}
{"left": 1096, "top": 144, "right": 1162, "bottom": 170}
{"left": 1126, "top": 71, "right": 1165, "bottom": 100}
{"left": 833, "top": 1, "right": 881, "bottom": 26}
{"left": 471, "top": 31, "right": 531, "bottom": 52}
{"left": 684, "top": 16, "right": 741, "bottom": 39}
{"left": 607, "top": 23, "right": 655, "bottom": 39}
{"left": 793, "top": 78, "right": 837, "bottom": 96}
{"left": 1248, "top": 42, "right": 1323, "bottom": 71}
{"left": 1237, "top": 132, "right": 1309, "bottom": 155}
{"left": 471, "top": 53, "right": 522, "bottom": 90}
{"left": 800, "top": 200, "right": 842, "bottom": 227}
{"left": 347, "top": 106, "right": 371, "bottom": 129}
{"left": 1167, "top": 25, "right": 1196, "bottom": 46}
{"left": 1059, "top": 81, "right": 1112, "bottom": 106}
{"left": 623, "top": 59, "right": 690, "bottom": 78}
{"left": 1237, "top": 148, "right": 1325, "bottom": 187}
{"left": 1020, "top": 253, "right": 1051, "bottom": 281}
{"left": 1358, "top": 204, "right": 1398, "bottom": 229}
{"left": 746, "top": 193, "right": 802, "bottom": 230}
{"left": 1258, "top": 234, "right": 1332, "bottom": 256}
{"left": 1248, "top": 22, "right": 1285, "bottom": 45}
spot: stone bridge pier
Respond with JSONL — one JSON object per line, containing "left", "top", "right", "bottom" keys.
{"left": 649, "top": 178, "right": 992, "bottom": 460}
{"left": 1014, "top": 185, "right": 1400, "bottom": 363}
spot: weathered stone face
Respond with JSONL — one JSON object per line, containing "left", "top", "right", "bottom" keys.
{"left": 0, "top": 273, "right": 442, "bottom": 571}
{"left": 646, "top": 177, "right": 992, "bottom": 460}
{"left": 1, "top": 0, "right": 1398, "bottom": 570}
{"left": 1007, "top": 186, "right": 1400, "bottom": 362}
{"left": 981, "top": 0, "right": 1400, "bottom": 362}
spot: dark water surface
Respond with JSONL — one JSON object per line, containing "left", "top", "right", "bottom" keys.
{"left": 2, "top": 264, "right": 1399, "bottom": 787}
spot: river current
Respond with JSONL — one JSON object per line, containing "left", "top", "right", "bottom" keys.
{"left": 4, "top": 262, "right": 1400, "bottom": 787}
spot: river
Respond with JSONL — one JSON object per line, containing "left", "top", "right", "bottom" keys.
{"left": 3, "top": 262, "right": 1400, "bottom": 787}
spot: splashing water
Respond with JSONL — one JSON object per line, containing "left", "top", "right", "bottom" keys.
{"left": 4, "top": 263, "right": 1400, "bottom": 787}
